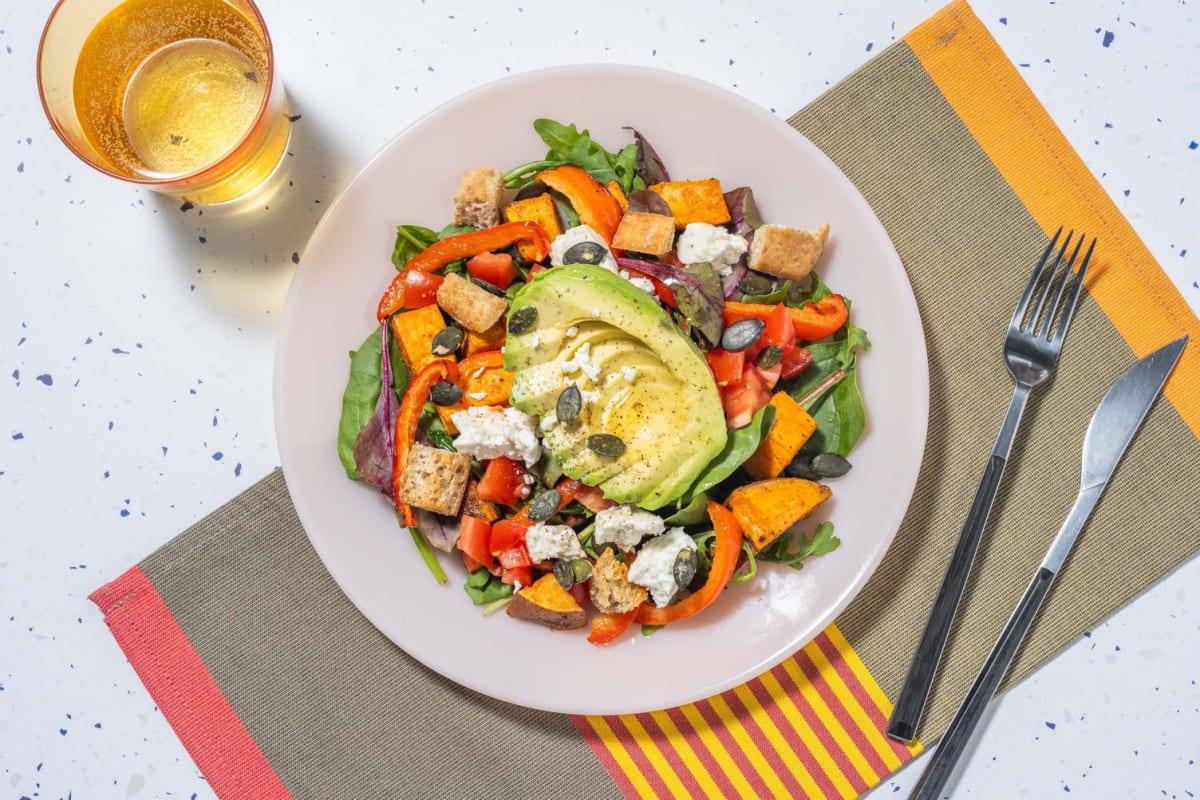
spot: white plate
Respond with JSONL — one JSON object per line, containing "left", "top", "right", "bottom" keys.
{"left": 274, "top": 65, "right": 927, "bottom": 715}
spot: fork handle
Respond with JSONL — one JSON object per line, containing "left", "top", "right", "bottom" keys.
{"left": 910, "top": 566, "right": 1056, "bottom": 799}
{"left": 886, "top": 382, "right": 1032, "bottom": 742}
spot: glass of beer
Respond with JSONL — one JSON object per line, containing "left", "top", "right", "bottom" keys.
{"left": 38, "top": 0, "right": 291, "bottom": 205}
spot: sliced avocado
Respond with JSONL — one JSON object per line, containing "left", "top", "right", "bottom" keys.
{"left": 506, "top": 265, "right": 727, "bottom": 509}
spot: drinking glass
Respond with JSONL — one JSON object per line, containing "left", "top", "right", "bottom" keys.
{"left": 38, "top": 0, "right": 291, "bottom": 204}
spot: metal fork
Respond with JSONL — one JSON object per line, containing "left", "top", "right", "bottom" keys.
{"left": 886, "top": 228, "right": 1096, "bottom": 743}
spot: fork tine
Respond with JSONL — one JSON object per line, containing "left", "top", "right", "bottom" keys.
{"left": 1049, "top": 236, "right": 1096, "bottom": 347}
{"left": 1010, "top": 226, "right": 1064, "bottom": 329}
{"left": 1036, "top": 233, "right": 1085, "bottom": 338}
{"left": 1027, "top": 230, "right": 1074, "bottom": 332}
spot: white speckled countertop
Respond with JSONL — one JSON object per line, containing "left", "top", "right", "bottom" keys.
{"left": 1, "top": 1, "right": 1197, "bottom": 797}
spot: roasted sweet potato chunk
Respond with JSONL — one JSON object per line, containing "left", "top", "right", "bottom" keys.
{"left": 727, "top": 478, "right": 832, "bottom": 552}
{"left": 506, "top": 573, "right": 588, "bottom": 630}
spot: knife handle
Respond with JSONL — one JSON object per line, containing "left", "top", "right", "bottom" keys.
{"left": 887, "top": 384, "right": 1031, "bottom": 743}
{"left": 910, "top": 566, "right": 1056, "bottom": 800}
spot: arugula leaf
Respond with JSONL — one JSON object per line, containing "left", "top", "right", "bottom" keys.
{"left": 612, "top": 143, "right": 641, "bottom": 194}
{"left": 427, "top": 429, "right": 456, "bottom": 452}
{"left": 464, "top": 569, "right": 515, "bottom": 605}
{"left": 684, "top": 403, "right": 777, "bottom": 502}
{"left": 756, "top": 522, "right": 840, "bottom": 570}
{"left": 742, "top": 271, "right": 834, "bottom": 307}
{"left": 337, "top": 329, "right": 386, "bottom": 480}
{"left": 438, "top": 223, "right": 477, "bottom": 240}
{"left": 391, "top": 225, "right": 438, "bottom": 270}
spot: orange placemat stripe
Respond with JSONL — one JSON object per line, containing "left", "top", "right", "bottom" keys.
{"left": 572, "top": 624, "right": 922, "bottom": 799}
{"left": 905, "top": 0, "right": 1200, "bottom": 437}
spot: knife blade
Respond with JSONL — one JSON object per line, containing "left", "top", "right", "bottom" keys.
{"left": 911, "top": 335, "right": 1188, "bottom": 800}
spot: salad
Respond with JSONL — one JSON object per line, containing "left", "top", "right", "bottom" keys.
{"left": 337, "top": 120, "right": 870, "bottom": 644}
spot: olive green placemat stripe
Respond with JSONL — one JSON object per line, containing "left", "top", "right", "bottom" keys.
{"left": 789, "top": 41, "right": 1200, "bottom": 741}
{"left": 140, "top": 469, "right": 620, "bottom": 800}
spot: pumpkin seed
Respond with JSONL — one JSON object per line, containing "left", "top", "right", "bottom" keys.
{"left": 514, "top": 180, "right": 550, "bottom": 202}
{"left": 430, "top": 326, "right": 464, "bottom": 356}
{"left": 571, "top": 558, "right": 594, "bottom": 584}
{"left": 720, "top": 318, "right": 765, "bottom": 352}
{"left": 586, "top": 433, "right": 627, "bottom": 457}
{"left": 673, "top": 548, "right": 698, "bottom": 589}
{"left": 429, "top": 381, "right": 462, "bottom": 406}
{"left": 527, "top": 489, "right": 561, "bottom": 523}
{"left": 556, "top": 384, "right": 582, "bottom": 424}
{"left": 783, "top": 453, "right": 819, "bottom": 481}
{"left": 756, "top": 345, "right": 784, "bottom": 369}
{"left": 627, "top": 189, "right": 673, "bottom": 216}
{"left": 812, "top": 452, "right": 852, "bottom": 478}
{"left": 563, "top": 241, "right": 607, "bottom": 266}
{"left": 552, "top": 559, "right": 575, "bottom": 589}
{"left": 471, "top": 276, "right": 506, "bottom": 297}
{"left": 737, "top": 274, "right": 774, "bottom": 295}
{"left": 507, "top": 305, "right": 537, "bottom": 334}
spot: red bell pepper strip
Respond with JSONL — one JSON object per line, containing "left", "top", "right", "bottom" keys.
{"left": 635, "top": 501, "right": 743, "bottom": 626}
{"left": 392, "top": 360, "right": 456, "bottom": 526}
{"left": 723, "top": 295, "right": 849, "bottom": 342}
{"left": 588, "top": 608, "right": 639, "bottom": 645}
{"left": 536, "top": 165, "right": 623, "bottom": 245}
{"left": 377, "top": 221, "right": 550, "bottom": 320}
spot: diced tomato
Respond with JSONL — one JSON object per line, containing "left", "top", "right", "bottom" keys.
{"left": 477, "top": 457, "right": 530, "bottom": 506}
{"left": 763, "top": 302, "right": 797, "bottom": 349}
{"left": 457, "top": 515, "right": 494, "bottom": 569}
{"left": 497, "top": 542, "right": 532, "bottom": 570}
{"left": 525, "top": 264, "right": 548, "bottom": 283}
{"left": 780, "top": 345, "right": 814, "bottom": 380}
{"left": 705, "top": 348, "right": 745, "bottom": 387}
{"left": 497, "top": 543, "right": 533, "bottom": 588}
{"left": 721, "top": 366, "right": 772, "bottom": 429}
{"left": 621, "top": 266, "right": 677, "bottom": 308}
{"left": 489, "top": 518, "right": 528, "bottom": 555}
{"left": 661, "top": 250, "right": 685, "bottom": 268}
{"left": 399, "top": 270, "right": 444, "bottom": 309}
{"left": 467, "top": 252, "right": 519, "bottom": 290}
{"left": 501, "top": 565, "right": 533, "bottom": 588}
{"left": 574, "top": 483, "right": 617, "bottom": 513}
{"left": 756, "top": 362, "right": 783, "bottom": 389}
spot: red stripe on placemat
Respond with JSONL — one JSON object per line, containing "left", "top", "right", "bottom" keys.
{"left": 89, "top": 566, "right": 292, "bottom": 800}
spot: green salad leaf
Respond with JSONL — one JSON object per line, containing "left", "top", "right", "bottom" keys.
{"left": 337, "top": 329, "right": 386, "bottom": 480}
{"left": 782, "top": 322, "right": 870, "bottom": 456}
{"left": 684, "top": 403, "right": 777, "bottom": 503}
{"left": 464, "top": 568, "right": 515, "bottom": 605}
{"left": 503, "top": 119, "right": 641, "bottom": 193}
{"left": 391, "top": 225, "right": 439, "bottom": 270}
{"left": 663, "top": 492, "right": 710, "bottom": 526}
{"left": 756, "top": 522, "right": 840, "bottom": 570}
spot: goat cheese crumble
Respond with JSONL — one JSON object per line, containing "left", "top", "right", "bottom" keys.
{"left": 450, "top": 406, "right": 542, "bottom": 467}
{"left": 676, "top": 222, "right": 748, "bottom": 276}
{"left": 628, "top": 528, "right": 696, "bottom": 607}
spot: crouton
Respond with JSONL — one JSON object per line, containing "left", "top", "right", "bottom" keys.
{"left": 648, "top": 178, "right": 731, "bottom": 229}
{"left": 395, "top": 444, "right": 472, "bottom": 516}
{"left": 436, "top": 273, "right": 508, "bottom": 333}
{"left": 588, "top": 548, "right": 648, "bottom": 614}
{"left": 461, "top": 480, "right": 501, "bottom": 524}
{"left": 748, "top": 223, "right": 830, "bottom": 282}
{"left": 503, "top": 194, "right": 563, "bottom": 260}
{"left": 611, "top": 211, "right": 677, "bottom": 257}
{"left": 507, "top": 573, "right": 588, "bottom": 630}
{"left": 727, "top": 478, "right": 832, "bottom": 552}
{"left": 452, "top": 167, "right": 504, "bottom": 228}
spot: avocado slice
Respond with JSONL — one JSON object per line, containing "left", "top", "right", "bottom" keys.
{"left": 506, "top": 265, "right": 727, "bottom": 509}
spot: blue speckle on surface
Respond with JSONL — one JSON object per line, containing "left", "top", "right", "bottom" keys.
{"left": 212, "top": 451, "right": 224, "bottom": 461}
{"left": 866, "top": 42, "right": 873, "bottom": 52}
{"left": 12, "top": 432, "right": 24, "bottom": 440}
{"left": 1102, "top": 30, "right": 1115, "bottom": 47}
{"left": 59, "top": 728, "right": 67, "bottom": 735}
{"left": 1046, "top": 721, "right": 1057, "bottom": 729}
{"left": 36, "top": 373, "right": 53, "bottom": 385}
{"left": 999, "top": 16, "right": 1007, "bottom": 24}
{"left": 119, "top": 509, "right": 130, "bottom": 517}
{"left": 234, "top": 462, "right": 242, "bottom": 477}
{"left": 1189, "top": 141, "right": 1198, "bottom": 150}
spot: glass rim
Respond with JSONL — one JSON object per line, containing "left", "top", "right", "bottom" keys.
{"left": 36, "top": 0, "right": 280, "bottom": 188}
